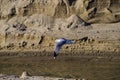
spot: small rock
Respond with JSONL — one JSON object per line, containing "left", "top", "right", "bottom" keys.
{"left": 0, "top": 73, "right": 5, "bottom": 77}
{"left": 20, "top": 71, "right": 30, "bottom": 79}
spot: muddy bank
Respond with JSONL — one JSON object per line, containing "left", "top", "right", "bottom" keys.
{"left": 0, "top": 51, "right": 120, "bottom": 58}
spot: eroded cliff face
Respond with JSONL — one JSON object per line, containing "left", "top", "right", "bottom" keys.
{"left": 0, "top": 21, "right": 119, "bottom": 55}
{"left": 0, "top": 0, "right": 120, "bottom": 22}
{"left": 0, "top": 0, "right": 120, "bottom": 54}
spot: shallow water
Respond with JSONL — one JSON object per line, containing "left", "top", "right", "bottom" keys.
{"left": 0, "top": 55, "right": 120, "bottom": 80}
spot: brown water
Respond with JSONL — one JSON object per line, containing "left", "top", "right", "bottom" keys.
{"left": 0, "top": 55, "right": 120, "bottom": 80}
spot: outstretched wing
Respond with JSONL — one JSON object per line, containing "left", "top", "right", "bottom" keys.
{"left": 54, "top": 39, "right": 66, "bottom": 55}
{"left": 66, "top": 40, "right": 75, "bottom": 44}
{"left": 54, "top": 44, "right": 61, "bottom": 55}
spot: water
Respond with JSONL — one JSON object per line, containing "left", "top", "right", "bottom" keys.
{"left": 0, "top": 55, "right": 120, "bottom": 80}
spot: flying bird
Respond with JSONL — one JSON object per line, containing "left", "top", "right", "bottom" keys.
{"left": 54, "top": 38, "right": 75, "bottom": 59}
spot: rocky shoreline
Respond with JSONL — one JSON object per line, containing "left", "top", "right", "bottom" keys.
{"left": 0, "top": 71, "right": 84, "bottom": 80}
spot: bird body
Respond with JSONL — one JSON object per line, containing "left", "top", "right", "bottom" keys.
{"left": 54, "top": 38, "right": 75, "bottom": 59}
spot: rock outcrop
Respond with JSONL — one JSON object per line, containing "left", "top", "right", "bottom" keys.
{"left": 0, "top": 0, "right": 120, "bottom": 22}
{"left": 20, "top": 71, "right": 30, "bottom": 79}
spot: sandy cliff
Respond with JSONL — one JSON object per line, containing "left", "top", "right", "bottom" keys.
{"left": 0, "top": 0, "right": 120, "bottom": 55}
{"left": 0, "top": 0, "right": 120, "bottom": 22}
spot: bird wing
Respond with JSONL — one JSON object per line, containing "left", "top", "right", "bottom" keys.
{"left": 66, "top": 40, "right": 75, "bottom": 44}
{"left": 54, "top": 39, "right": 66, "bottom": 54}
{"left": 54, "top": 44, "right": 61, "bottom": 55}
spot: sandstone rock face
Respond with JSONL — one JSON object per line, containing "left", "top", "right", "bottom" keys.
{"left": 0, "top": 0, "right": 120, "bottom": 22}
{"left": 0, "top": 0, "right": 120, "bottom": 54}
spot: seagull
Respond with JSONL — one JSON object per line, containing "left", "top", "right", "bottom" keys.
{"left": 54, "top": 38, "right": 75, "bottom": 59}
